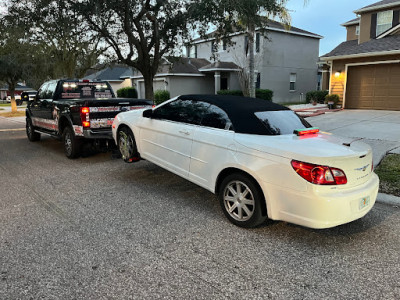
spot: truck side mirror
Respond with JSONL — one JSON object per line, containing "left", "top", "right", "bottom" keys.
{"left": 142, "top": 109, "right": 153, "bottom": 118}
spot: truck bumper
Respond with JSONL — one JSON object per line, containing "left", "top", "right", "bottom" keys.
{"left": 83, "top": 129, "right": 113, "bottom": 139}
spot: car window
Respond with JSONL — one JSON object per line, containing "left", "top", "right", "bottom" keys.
{"left": 254, "top": 110, "right": 311, "bottom": 135}
{"left": 200, "top": 103, "right": 233, "bottom": 130}
{"left": 37, "top": 83, "right": 49, "bottom": 100}
{"left": 45, "top": 82, "right": 57, "bottom": 99}
{"left": 152, "top": 99, "right": 203, "bottom": 125}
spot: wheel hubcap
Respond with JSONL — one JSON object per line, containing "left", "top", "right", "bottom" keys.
{"left": 223, "top": 181, "right": 255, "bottom": 221}
{"left": 119, "top": 131, "right": 133, "bottom": 159}
{"left": 65, "top": 132, "right": 72, "bottom": 154}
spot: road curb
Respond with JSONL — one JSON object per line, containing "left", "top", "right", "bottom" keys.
{"left": 377, "top": 192, "right": 400, "bottom": 207}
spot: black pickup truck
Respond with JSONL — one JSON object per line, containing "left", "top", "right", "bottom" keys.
{"left": 26, "top": 79, "right": 152, "bottom": 158}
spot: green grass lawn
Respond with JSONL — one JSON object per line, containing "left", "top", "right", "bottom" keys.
{"left": 375, "top": 154, "right": 400, "bottom": 197}
{"left": 0, "top": 103, "right": 11, "bottom": 107}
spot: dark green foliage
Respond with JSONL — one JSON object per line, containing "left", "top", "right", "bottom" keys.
{"left": 306, "top": 90, "right": 329, "bottom": 104}
{"left": 117, "top": 87, "right": 138, "bottom": 98}
{"left": 324, "top": 94, "right": 340, "bottom": 107}
{"left": 217, "top": 90, "right": 244, "bottom": 96}
{"left": 154, "top": 90, "right": 170, "bottom": 105}
{"left": 217, "top": 89, "right": 273, "bottom": 101}
{"left": 255, "top": 89, "right": 273, "bottom": 101}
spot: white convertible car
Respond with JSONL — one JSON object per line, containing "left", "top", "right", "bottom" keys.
{"left": 112, "top": 95, "right": 379, "bottom": 229}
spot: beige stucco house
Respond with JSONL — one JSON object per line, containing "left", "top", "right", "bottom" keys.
{"left": 321, "top": 0, "right": 400, "bottom": 110}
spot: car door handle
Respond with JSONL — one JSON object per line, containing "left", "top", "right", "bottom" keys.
{"left": 179, "top": 130, "right": 190, "bottom": 135}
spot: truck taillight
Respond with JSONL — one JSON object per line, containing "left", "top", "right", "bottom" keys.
{"left": 80, "top": 107, "right": 90, "bottom": 128}
{"left": 291, "top": 160, "right": 347, "bottom": 185}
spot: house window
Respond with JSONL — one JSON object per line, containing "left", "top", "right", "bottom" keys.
{"left": 256, "top": 33, "right": 260, "bottom": 53}
{"left": 187, "top": 45, "right": 197, "bottom": 58}
{"left": 256, "top": 73, "right": 261, "bottom": 89}
{"left": 244, "top": 35, "right": 249, "bottom": 54}
{"left": 355, "top": 25, "right": 360, "bottom": 36}
{"left": 376, "top": 10, "right": 393, "bottom": 36}
{"left": 290, "top": 73, "right": 297, "bottom": 91}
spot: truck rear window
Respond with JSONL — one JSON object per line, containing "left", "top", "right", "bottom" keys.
{"left": 60, "top": 82, "right": 113, "bottom": 99}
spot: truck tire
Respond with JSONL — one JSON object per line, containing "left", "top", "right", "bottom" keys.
{"left": 26, "top": 118, "right": 41, "bottom": 142}
{"left": 63, "top": 126, "right": 81, "bottom": 159}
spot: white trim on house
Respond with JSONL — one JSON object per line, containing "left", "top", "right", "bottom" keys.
{"left": 199, "top": 68, "right": 240, "bottom": 72}
{"left": 354, "top": 1, "right": 400, "bottom": 14}
{"left": 321, "top": 49, "right": 400, "bottom": 61}
{"left": 377, "top": 23, "right": 400, "bottom": 38}
{"left": 192, "top": 27, "right": 322, "bottom": 45}
{"left": 342, "top": 59, "right": 400, "bottom": 108}
{"left": 131, "top": 73, "right": 206, "bottom": 79}
{"left": 341, "top": 19, "right": 360, "bottom": 27}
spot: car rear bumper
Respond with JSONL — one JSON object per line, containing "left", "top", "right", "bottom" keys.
{"left": 263, "top": 173, "right": 379, "bottom": 229}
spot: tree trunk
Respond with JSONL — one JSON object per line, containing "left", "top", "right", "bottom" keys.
{"left": 143, "top": 73, "right": 154, "bottom": 100}
{"left": 248, "top": 24, "right": 256, "bottom": 98}
{"left": 9, "top": 83, "right": 17, "bottom": 113}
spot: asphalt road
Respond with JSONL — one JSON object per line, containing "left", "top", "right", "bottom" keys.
{"left": 1, "top": 117, "right": 399, "bottom": 299}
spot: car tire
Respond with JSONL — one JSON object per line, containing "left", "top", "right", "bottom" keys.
{"left": 219, "top": 173, "right": 267, "bottom": 228}
{"left": 26, "top": 118, "right": 41, "bottom": 142}
{"left": 117, "top": 126, "right": 140, "bottom": 163}
{"left": 63, "top": 126, "right": 81, "bottom": 159}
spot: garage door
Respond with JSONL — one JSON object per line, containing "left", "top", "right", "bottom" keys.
{"left": 346, "top": 63, "right": 400, "bottom": 110}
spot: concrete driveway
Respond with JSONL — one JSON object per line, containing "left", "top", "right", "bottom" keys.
{"left": 308, "top": 110, "right": 400, "bottom": 165}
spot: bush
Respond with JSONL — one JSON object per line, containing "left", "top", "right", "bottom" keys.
{"left": 154, "top": 90, "right": 170, "bottom": 105}
{"left": 117, "top": 87, "right": 138, "bottom": 98}
{"left": 306, "top": 90, "right": 328, "bottom": 104}
{"left": 256, "top": 89, "right": 273, "bottom": 101}
{"left": 324, "top": 94, "right": 340, "bottom": 108}
{"left": 217, "top": 90, "right": 243, "bottom": 96}
{"left": 217, "top": 89, "right": 273, "bottom": 101}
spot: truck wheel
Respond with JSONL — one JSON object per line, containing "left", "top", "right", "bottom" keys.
{"left": 63, "top": 126, "right": 81, "bottom": 159}
{"left": 118, "top": 127, "right": 140, "bottom": 163}
{"left": 219, "top": 173, "right": 267, "bottom": 228}
{"left": 26, "top": 118, "right": 41, "bottom": 142}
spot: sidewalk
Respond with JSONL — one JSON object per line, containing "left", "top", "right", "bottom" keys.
{"left": 0, "top": 105, "right": 26, "bottom": 124}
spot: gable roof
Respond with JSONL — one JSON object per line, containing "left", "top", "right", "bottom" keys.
{"left": 321, "top": 34, "right": 400, "bottom": 59}
{"left": 84, "top": 65, "right": 134, "bottom": 82}
{"left": 354, "top": 0, "right": 400, "bottom": 14}
{"left": 165, "top": 57, "right": 210, "bottom": 74}
{"left": 341, "top": 17, "right": 360, "bottom": 27}
{"left": 199, "top": 61, "right": 240, "bottom": 72}
{"left": 192, "top": 20, "right": 322, "bottom": 44}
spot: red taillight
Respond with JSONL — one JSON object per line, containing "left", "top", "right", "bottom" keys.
{"left": 80, "top": 107, "right": 90, "bottom": 128}
{"left": 82, "top": 79, "right": 90, "bottom": 83}
{"left": 291, "top": 160, "right": 347, "bottom": 185}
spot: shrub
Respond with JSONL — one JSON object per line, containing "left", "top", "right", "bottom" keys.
{"left": 324, "top": 94, "right": 340, "bottom": 108}
{"left": 117, "top": 87, "right": 138, "bottom": 98}
{"left": 255, "top": 89, "right": 273, "bottom": 101}
{"left": 154, "top": 90, "right": 170, "bottom": 105}
{"left": 217, "top": 90, "right": 243, "bottom": 96}
{"left": 306, "top": 90, "right": 328, "bottom": 104}
{"left": 217, "top": 89, "right": 273, "bottom": 101}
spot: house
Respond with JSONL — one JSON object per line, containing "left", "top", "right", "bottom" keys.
{"left": 132, "top": 21, "right": 322, "bottom": 103}
{"left": 321, "top": 0, "right": 400, "bottom": 110}
{"left": 0, "top": 83, "right": 35, "bottom": 101}
{"left": 131, "top": 57, "right": 216, "bottom": 98}
{"left": 83, "top": 64, "right": 134, "bottom": 95}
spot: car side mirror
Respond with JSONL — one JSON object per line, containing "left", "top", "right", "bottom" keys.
{"left": 143, "top": 109, "right": 153, "bottom": 118}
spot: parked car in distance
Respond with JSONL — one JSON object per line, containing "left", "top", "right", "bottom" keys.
{"left": 6, "top": 94, "right": 21, "bottom": 104}
{"left": 112, "top": 95, "right": 379, "bottom": 229}
{"left": 26, "top": 79, "right": 153, "bottom": 158}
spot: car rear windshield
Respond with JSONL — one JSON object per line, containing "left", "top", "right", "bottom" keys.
{"left": 59, "top": 82, "right": 113, "bottom": 99}
{"left": 254, "top": 110, "right": 311, "bottom": 135}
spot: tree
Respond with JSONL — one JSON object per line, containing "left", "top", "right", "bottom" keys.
{"left": 68, "top": 0, "right": 191, "bottom": 100}
{"left": 4, "top": 0, "right": 105, "bottom": 81}
{"left": 190, "top": 0, "right": 291, "bottom": 98}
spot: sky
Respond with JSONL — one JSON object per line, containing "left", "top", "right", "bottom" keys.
{"left": 287, "top": 0, "right": 374, "bottom": 56}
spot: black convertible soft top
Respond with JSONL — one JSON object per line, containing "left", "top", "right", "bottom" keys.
{"left": 178, "top": 94, "right": 291, "bottom": 135}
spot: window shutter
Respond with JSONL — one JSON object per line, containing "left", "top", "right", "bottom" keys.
{"left": 195, "top": 45, "right": 197, "bottom": 58}
{"left": 371, "top": 13, "right": 377, "bottom": 38}
{"left": 256, "top": 33, "right": 260, "bottom": 53}
{"left": 393, "top": 10, "right": 400, "bottom": 27}
{"left": 244, "top": 35, "right": 249, "bottom": 54}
